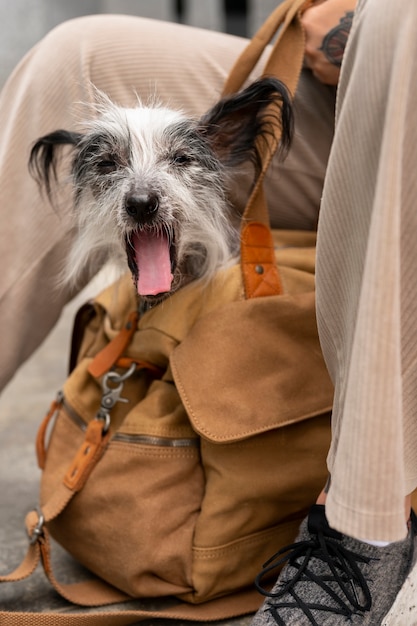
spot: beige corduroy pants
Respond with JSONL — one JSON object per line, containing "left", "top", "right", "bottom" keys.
{"left": 317, "top": 0, "right": 417, "bottom": 541}
{"left": 0, "top": 14, "right": 335, "bottom": 392}
{"left": 2, "top": 2, "right": 415, "bottom": 543}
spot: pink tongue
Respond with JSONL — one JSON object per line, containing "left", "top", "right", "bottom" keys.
{"left": 132, "top": 231, "right": 173, "bottom": 296}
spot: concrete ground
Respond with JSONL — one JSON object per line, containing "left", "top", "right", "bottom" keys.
{"left": 0, "top": 277, "right": 416, "bottom": 624}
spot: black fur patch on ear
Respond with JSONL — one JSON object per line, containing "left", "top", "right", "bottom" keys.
{"left": 198, "top": 77, "right": 293, "bottom": 175}
{"left": 29, "top": 130, "right": 83, "bottom": 197}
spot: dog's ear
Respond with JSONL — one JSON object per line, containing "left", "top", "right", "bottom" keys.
{"left": 29, "top": 130, "right": 83, "bottom": 197}
{"left": 198, "top": 77, "right": 293, "bottom": 174}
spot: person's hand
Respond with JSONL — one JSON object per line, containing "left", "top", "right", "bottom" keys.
{"left": 302, "top": 0, "right": 357, "bottom": 85}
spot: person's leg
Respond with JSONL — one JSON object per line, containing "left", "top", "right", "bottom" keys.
{"left": 0, "top": 14, "right": 335, "bottom": 392}
{"left": 252, "top": 0, "right": 417, "bottom": 623}
{"left": 317, "top": 0, "right": 417, "bottom": 543}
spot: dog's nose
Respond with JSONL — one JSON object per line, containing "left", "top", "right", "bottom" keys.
{"left": 125, "top": 193, "right": 159, "bottom": 222}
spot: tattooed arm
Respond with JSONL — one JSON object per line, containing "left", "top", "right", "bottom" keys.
{"left": 302, "top": 0, "right": 357, "bottom": 85}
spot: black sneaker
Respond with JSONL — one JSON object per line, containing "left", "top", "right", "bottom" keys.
{"left": 252, "top": 505, "right": 416, "bottom": 626}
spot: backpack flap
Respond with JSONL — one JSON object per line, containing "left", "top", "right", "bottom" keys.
{"left": 171, "top": 290, "right": 333, "bottom": 443}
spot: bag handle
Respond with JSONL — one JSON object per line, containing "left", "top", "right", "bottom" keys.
{"left": 225, "top": 0, "right": 311, "bottom": 298}
{"left": 0, "top": 2, "right": 309, "bottom": 622}
{"left": 222, "top": 0, "right": 310, "bottom": 97}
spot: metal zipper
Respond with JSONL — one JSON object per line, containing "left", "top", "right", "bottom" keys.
{"left": 112, "top": 432, "right": 200, "bottom": 448}
{"left": 62, "top": 397, "right": 87, "bottom": 432}
{"left": 62, "top": 396, "right": 198, "bottom": 448}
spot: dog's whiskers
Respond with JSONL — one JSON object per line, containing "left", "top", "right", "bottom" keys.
{"left": 162, "top": 222, "right": 175, "bottom": 247}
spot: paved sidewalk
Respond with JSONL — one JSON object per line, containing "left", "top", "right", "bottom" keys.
{"left": 0, "top": 278, "right": 416, "bottom": 624}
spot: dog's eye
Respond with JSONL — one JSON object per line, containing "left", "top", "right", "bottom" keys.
{"left": 172, "top": 153, "right": 193, "bottom": 166}
{"left": 97, "top": 159, "right": 117, "bottom": 173}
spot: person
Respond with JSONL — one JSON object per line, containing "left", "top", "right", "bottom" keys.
{"left": 0, "top": 1, "right": 348, "bottom": 393}
{"left": 252, "top": 0, "right": 417, "bottom": 624}
{"left": 7, "top": 0, "right": 414, "bottom": 623}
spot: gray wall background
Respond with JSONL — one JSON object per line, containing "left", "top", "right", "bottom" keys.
{"left": 0, "top": 0, "right": 280, "bottom": 88}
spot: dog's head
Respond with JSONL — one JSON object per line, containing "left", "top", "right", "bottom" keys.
{"left": 30, "top": 77, "right": 292, "bottom": 303}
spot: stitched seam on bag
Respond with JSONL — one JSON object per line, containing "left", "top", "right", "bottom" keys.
{"left": 192, "top": 522, "right": 299, "bottom": 558}
{"left": 191, "top": 414, "right": 331, "bottom": 440}
{"left": 176, "top": 389, "right": 331, "bottom": 441}
{"left": 172, "top": 361, "right": 331, "bottom": 441}
{"left": 250, "top": 266, "right": 282, "bottom": 298}
{"left": 107, "top": 442, "right": 198, "bottom": 458}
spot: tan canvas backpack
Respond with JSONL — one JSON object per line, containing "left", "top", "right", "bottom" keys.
{"left": 0, "top": 1, "right": 334, "bottom": 623}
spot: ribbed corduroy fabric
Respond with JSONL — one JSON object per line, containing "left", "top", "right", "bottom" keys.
{"left": 317, "top": 0, "right": 417, "bottom": 541}
{"left": 3, "top": 4, "right": 417, "bottom": 546}
{"left": 0, "top": 14, "right": 335, "bottom": 392}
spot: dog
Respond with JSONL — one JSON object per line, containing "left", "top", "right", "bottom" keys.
{"left": 29, "top": 77, "right": 293, "bottom": 306}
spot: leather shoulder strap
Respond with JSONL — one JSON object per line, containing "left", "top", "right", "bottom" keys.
{"left": 223, "top": 0, "right": 311, "bottom": 297}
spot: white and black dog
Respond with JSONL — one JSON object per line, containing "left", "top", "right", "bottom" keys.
{"left": 30, "top": 77, "right": 293, "bottom": 305}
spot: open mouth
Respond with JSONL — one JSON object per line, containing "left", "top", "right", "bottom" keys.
{"left": 125, "top": 227, "right": 176, "bottom": 298}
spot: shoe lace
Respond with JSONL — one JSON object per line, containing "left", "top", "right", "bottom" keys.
{"left": 255, "top": 529, "right": 373, "bottom": 626}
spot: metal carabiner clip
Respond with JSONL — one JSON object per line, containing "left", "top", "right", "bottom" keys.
{"left": 95, "top": 362, "right": 137, "bottom": 434}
